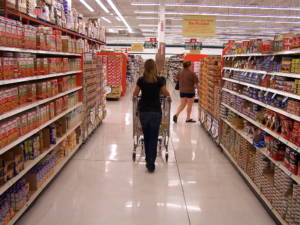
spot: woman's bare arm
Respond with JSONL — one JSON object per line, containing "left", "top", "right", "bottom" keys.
{"left": 133, "top": 85, "right": 141, "bottom": 97}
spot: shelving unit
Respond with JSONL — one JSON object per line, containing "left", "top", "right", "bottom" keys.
{"left": 223, "top": 47, "right": 300, "bottom": 57}
{"left": 220, "top": 143, "right": 288, "bottom": 225}
{"left": 221, "top": 42, "right": 300, "bottom": 225}
{"left": 0, "top": 2, "right": 106, "bottom": 225}
{"left": 198, "top": 56, "right": 222, "bottom": 142}
{"left": 222, "top": 88, "right": 300, "bottom": 122}
{"left": 222, "top": 77, "right": 300, "bottom": 100}
{"left": 6, "top": 142, "right": 82, "bottom": 225}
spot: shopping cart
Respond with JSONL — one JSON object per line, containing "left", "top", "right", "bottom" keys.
{"left": 132, "top": 96, "right": 171, "bottom": 162}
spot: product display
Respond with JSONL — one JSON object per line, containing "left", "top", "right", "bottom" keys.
{"left": 127, "top": 55, "right": 143, "bottom": 84}
{"left": 198, "top": 56, "right": 222, "bottom": 141}
{"left": 0, "top": 2, "right": 107, "bottom": 224}
{"left": 167, "top": 55, "right": 183, "bottom": 81}
{"left": 82, "top": 53, "right": 107, "bottom": 139}
{"left": 98, "top": 52, "right": 127, "bottom": 99}
{"left": 220, "top": 35, "right": 300, "bottom": 225}
{"left": 1, "top": 2, "right": 106, "bottom": 43}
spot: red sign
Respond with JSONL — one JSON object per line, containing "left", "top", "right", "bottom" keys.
{"left": 150, "top": 38, "right": 157, "bottom": 43}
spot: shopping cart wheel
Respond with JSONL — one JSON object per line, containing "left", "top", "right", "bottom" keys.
{"left": 165, "top": 153, "right": 169, "bottom": 162}
{"left": 132, "top": 153, "right": 136, "bottom": 161}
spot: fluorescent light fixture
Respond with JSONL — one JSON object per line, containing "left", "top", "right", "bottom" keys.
{"left": 106, "top": 0, "right": 133, "bottom": 33}
{"left": 137, "top": 16, "right": 300, "bottom": 24}
{"left": 138, "top": 24, "right": 183, "bottom": 28}
{"left": 79, "top": 0, "right": 94, "bottom": 12}
{"left": 95, "top": 0, "right": 110, "bottom": 13}
{"left": 165, "top": 3, "right": 300, "bottom": 11}
{"left": 138, "top": 24, "right": 157, "bottom": 27}
{"left": 134, "top": 10, "right": 300, "bottom": 19}
{"left": 115, "top": 16, "right": 121, "bottom": 21}
{"left": 101, "top": 16, "right": 112, "bottom": 23}
{"left": 131, "top": 2, "right": 159, "bottom": 6}
{"left": 218, "top": 19, "right": 300, "bottom": 24}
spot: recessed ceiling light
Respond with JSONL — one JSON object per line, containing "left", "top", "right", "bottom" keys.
{"left": 79, "top": 0, "right": 94, "bottom": 12}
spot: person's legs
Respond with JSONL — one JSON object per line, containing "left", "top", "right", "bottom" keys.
{"left": 186, "top": 97, "right": 195, "bottom": 121}
{"left": 173, "top": 98, "right": 187, "bottom": 123}
{"left": 139, "top": 112, "right": 162, "bottom": 172}
{"left": 139, "top": 113, "right": 151, "bottom": 162}
{"left": 146, "top": 112, "right": 162, "bottom": 171}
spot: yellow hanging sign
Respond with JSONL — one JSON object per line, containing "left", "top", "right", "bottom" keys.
{"left": 182, "top": 15, "right": 216, "bottom": 37}
{"left": 131, "top": 43, "right": 144, "bottom": 52}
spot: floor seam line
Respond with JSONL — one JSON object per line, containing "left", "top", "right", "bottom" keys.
{"left": 171, "top": 137, "right": 192, "bottom": 225}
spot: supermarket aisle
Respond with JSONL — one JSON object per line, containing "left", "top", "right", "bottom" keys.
{"left": 16, "top": 87, "right": 276, "bottom": 225}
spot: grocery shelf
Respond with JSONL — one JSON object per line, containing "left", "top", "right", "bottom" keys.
{"left": 223, "top": 48, "right": 300, "bottom": 57}
{"left": 222, "top": 118, "right": 300, "bottom": 185}
{"left": 0, "top": 102, "right": 83, "bottom": 155}
{"left": 222, "top": 88, "right": 300, "bottom": 122}
{"left": 223, "top": 67, "right": 267, "bottom": 74}
{"left": 6, "top": 142, "right": 82, "bottom": 225}
{"left": 269, "top": 71, "right": 300, "bottom": 79}
{"left": 5, "top": 9, "right": 106, "bottom": 46}
{"left": 0, "top": 122, "right": 82, "bottom": 196}
{"left": 223, "top": 53, "right": 269, "bottom": 57}
{"left": 222, "top": 77, "right": 300, "bottom": 100}
{"left": 0, "top": 46, "right": 81, "bottom": 56}
{"left": 220, "top": 144, "right": 288, "bottom": 225}
{"left": 223, "top": 67, "right": 300, "bottom": 79}
{"left": 0, "top": 70, "right": 82, "bottom": 86}
{"left": 221, "top": 102, "right": 300, "bottom": 152}
{"left": 0, "top": 86, "right": 82, "bottom": 122}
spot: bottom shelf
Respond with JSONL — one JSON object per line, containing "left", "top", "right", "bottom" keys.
{"left": 220, "top": 144, "right": 287, "bottom": 225}
{"left": 7, "top": 143, "right": 82, "bottom": 225}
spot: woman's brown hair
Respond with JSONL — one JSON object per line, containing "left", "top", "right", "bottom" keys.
{"left": 183, "top": 61, "right": 192, "bottom": 68}
{"left": 143, "top": 59, "right": 158, "bottom": 83}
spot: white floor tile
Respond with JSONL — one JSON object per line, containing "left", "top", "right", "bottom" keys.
{"left": 15, "top": 85, "right": 276, "bottom": 225}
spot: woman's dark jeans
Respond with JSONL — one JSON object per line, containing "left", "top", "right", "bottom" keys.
{"left": 139, "top": 112, "right": 162, "bottom": 165}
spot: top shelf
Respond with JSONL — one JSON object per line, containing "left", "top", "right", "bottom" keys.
{"left": 0, "top": 46, "right": 81, "bottom": 56}
{"left": 5, "top": 9, "right": 106, "bottom": 46}
{"left": 223, "top": 48, "right": 300, "bottom": 58}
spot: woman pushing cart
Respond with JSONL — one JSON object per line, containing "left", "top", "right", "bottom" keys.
{"left": 133, "top": 59, "right": 171, "bottom": 173}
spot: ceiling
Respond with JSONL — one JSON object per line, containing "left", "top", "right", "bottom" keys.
{"left": 72, "top": 0, "right": 300, "bottom": 45}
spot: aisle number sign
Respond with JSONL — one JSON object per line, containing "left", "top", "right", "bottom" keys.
{"left": 131, "top": 43, "right": 144, "bottom": 52}
{"left": 182, "top": 15, "right": 216, "bottom": 37}
{"left": 144, "top": 38, "right": 158, "bottom": 49}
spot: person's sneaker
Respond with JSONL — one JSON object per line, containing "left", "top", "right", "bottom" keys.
{"left": 173, "top": 115, "right": 178, "bottom": 123}
{"left": 146, "top": 163, "right": 155, "bottom": 173}
{"left": 186, "top": 119, "right": 196, "bottom": 123}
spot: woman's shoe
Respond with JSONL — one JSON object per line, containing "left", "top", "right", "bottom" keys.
{"left": 186, "top": 119, "right": 196, "bottom": 123}
{"left": 173, "top": 115, "right": 178, "bottom": 123}
{"left": 146, "top": 163, "right": 155, "bottom": 173}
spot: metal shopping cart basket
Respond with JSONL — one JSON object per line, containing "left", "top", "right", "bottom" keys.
{"left": 132, "top": 96, "right": 171, "bottom": 162}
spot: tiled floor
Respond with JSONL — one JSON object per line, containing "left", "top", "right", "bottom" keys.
{"left": 16, "top": 85, "right": 276, "bottom": 225}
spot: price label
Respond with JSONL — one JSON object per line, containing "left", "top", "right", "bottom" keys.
{"left": 270, "top": 75, "right": 275, "bottom": 80}
{"left": 264, "top": 91, "right": 269, "bottom": 97}
{"left": 262, "top": 73, "right": 267, "bottom": 79}
{"left": 270, "top": 56, "right": 275, "bottom": 61}
{"left": 283, "top": 97, "right": 289, "bottom": 103}
{"left": 272, "top": 93, "right": 276, "bottom": 99}
{"left": 248, "top": 56, "right": 252, "bottom": 61}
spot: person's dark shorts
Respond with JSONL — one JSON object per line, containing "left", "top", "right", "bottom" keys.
{"left": 180, "top": 92, "right": 195, "bottom": 98}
